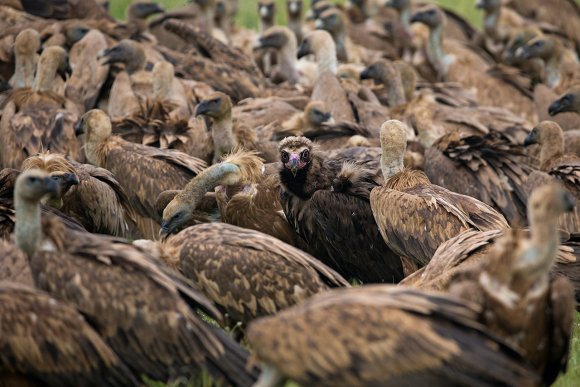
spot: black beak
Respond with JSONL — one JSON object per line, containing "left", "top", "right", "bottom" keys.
{"left": 58, "top": 62, "right": 73, "bottom": 79}
{"left": 523, "top": 131, "right": 537, "bottom": 146}
{"left": 134, "top": 2, "right": 165, "bottom": 17}
{"left": 322, "top": 112, "right": 332, "bottom": 122}
{"left": 159, "top": 221, "right": 171, "bottom": 239}
{"left": 410, "top": 12, "right": 424, "bottom": 24}
{"left": 548, "top": 95, "right": 571, "bottom": 116}
{"left": 44, "top": 177, "right": 61, "bottom": 196}
{"left": 194, "top": 100, "right": 210, "bottom": 117}
{"left": 74, "top": 119, "right": 84, "bottom": 136}
{"left": 297, "top": 41, "right": 310, "bottom": 59}
{"left": 360, "top": 67, "right": 372, "bottom": 80}
{"left": 63, "top": 172, "right": 80, "bottom": 186}
{"left": 564, "top": 191, "right": 576, "bottom": 212}
{"left": 97, "top": 47, "right": 117, "bottom": 65}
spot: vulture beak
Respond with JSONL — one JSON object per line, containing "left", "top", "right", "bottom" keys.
{"left": 322, "top": 112, "right": 333, "bottom": 123}
{"left": 194, "top": 100, "right": 211, "bottom": 117}
{"left": 58, "top": 61, "right": 73, "bottom": 79}
{"left": 360, "top": 67, "right": 372, "bottom": 80}
{"left": 563, "top": 191, "right": 576, "bottom": 212}
{"left": 74, "top": 119, "right": 85, "bottom": 136}
{"left": 297, "top": 41, "right": 310, "bottom": 59}
{"left": 159, "top": 221, "right": 171, "bottom": 239}
{"left": 523, "top": 131, "right": 537, "bottom": 146}
{"left": 135, "top": 1, "right": 165, "bottom": 16}
{"left": 288, "top": 154, "right": 299, "bottom": 177}
{"left": 410, "top": 12, "right": 425, "bottom": 24}
{"left": 63, "top": 172, "right": 80, "bottom": 186}
{"left": 548, "top": 95, "right": 572, "bottom": 116}
{"left": 44, "top": 177, "right": 61, "bottom": 196}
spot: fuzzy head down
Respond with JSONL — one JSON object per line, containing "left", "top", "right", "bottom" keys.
{"left": 279, "top": 136, "right": 314, "bottom": 177}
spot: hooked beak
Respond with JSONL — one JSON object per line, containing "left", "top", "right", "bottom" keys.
{"left": 74, "top": 119, "right": 84, "bottom": 136}
{"left": 194, "top": 100, "right": 210, "bottom": 117}
{"left": 63, "top": 172, "right": 80, "bottom": 186}
{"left": 548, "top": 95, "right": 572, "bottom": 116}
{"left": 44, "top": 177, "right": 60, "bottom": 196}
{"left": 514, "top": 45, "right": 530, "bottom": 60}
{"left": 288, "top": 156, "right": 299, "bottom": 177}
{"left": 159, "top": 221, "right": 171, "bottom": 239}
{"left": 297, "top": 41, "right": 309, "bottom": 59}
{"left": 523, "top": 131, "right": 537, "bottom": 146}
{"left": 360, "top": 67, "right": 372, "bottom": 80}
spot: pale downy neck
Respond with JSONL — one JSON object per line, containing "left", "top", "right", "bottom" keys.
{"left": 539, "top": 134, "right": 564, "bottom": 170}
{"left": 400, "top": 7, "right": 411, "bottom": 35}
{"left": 426, "top": 24, "right": 447, "bottom": 79}
{"left": 314, "top": 41, "right": 337, "bottom": 75}
{"left": 333, "top": 29, "right": 347, "bottom": 62}
{"left": 545, "top": 48, "right": 563, "bottom": 89}
{"left": 125, "top": 49, "right": 146, "bottom": 75}
{"left": 32, "top": 58, "right": 58, "bottom": 93}
{"left": 84, "top": 128, "right": 110, "bottom": 167}
{"left": 211, "top": 112, "right": 238, "bottom": 162}
{"left": 13, "top": 51, "right": 36, "bottom": 88}
{"left": 279, "top": 43, "right": 299, "bottom": 84}
{"left": 381, "top": 72, "right": 406, "bottom": 107}
{"left": 381, "top": 144, "right": 405, "bottom": 180}
{"left": 15, "top": 194, "right": 42, "bottom": 257}
{"left": 177, "top": 162, "right": 241, "bottom": 210}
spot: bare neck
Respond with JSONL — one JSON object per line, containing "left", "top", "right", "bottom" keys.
{"left": 521, "top": 212, "right": 560, "bottom": 288}
{"left": 381, "top": 147, "right": 405, "bottom": 180}
{"left": 426, "top": 24, "right": 447, "bottom": 78}
{"left": 15, "top": 195, "right": 42, "bottom": 257}
{"left": 539, "top": 138, "right": 564, "bottom": 170}
{"left": 85, "top": 132, "right": 110, "bottom": 167}
{"left": 278, "top": 45, "right": 299, "bottom": 84}
{"left": 380, "top": 73, "right": 406, "bottom": 107}
{"left": 211, "top": 113, "right": 238, "bottom": 162}
{"left": 314, "top": 44, "right": 337, "bottom": 75}
{"left": 178, "top": 162, "right": 240, "bottom": 209}
{"left": 13, "top": 52, "right": 36, "bottom": 88}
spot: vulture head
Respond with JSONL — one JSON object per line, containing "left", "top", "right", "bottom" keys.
{"left": 256, "top": 26, "right": 295, "bottom": 51}
{"left": 475, "top": 0, "right": 501, "bottom": 12}
{"left": 502, "top": 27, "right": 542, "bottom": 65}
{"left": 315, "top": 8, "right": 345, "bottom": 37}
{"left": 360, "top": 60, "right": 398, "bottom": 83}
{"left": 194, "top": 92, "right": 232, "bottom": 121}
{"left": 297, "top": 30, "right": 334, "bottom": 59}
{"left": 127, "top": 1, "right": 165, "bottom": 20}
{"left": 15, "top": 169, "right": 60, "bottom": 203}
{"left": 287, "top": 0, "right": 303, "bottom": 19}
{"left": 64, "top": 24, "right": 91, "bottom": 46}
{"left": 514, "top": 36, "right": 557, "bottom": 62}
{"left": 75, "top": 109, "right": 113, "bottom": 149}
{"left": 258, "top": 0, "right": 276, "bottom": 25}
{"left": 21, "top": 153, "right": 79, "bottom": 207}
{"left": 307, "top": 1, "right": 334, "bottom": 21}
{"left": 34, "top": 46, "right": 71, "bottom": 90}
{"left": 384, "top": 0, "right": 410, "bottom": 12}
{"left": 523, "top": 121, "right": 563, "bottom": 148}
{"left": 304, "top": 101, "right": 333, "bottom": 127}
{"left": 548, "top": 87, "right": 580, "bottom": 116}
{"left": 97, "top": 40, "right": 146, "bottom": 74}
{"left": 14, "top": 28, "right": 40, "bottom": 57}
{"left": 279, "top": 136, "right": 314, "bottom": 177}
{"left": 410, "top": 5, "right": 446, "bottom": 30}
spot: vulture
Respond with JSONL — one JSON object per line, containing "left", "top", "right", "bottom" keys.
{"left": 8, "top": 28, "right": 39, "bottom": 89}
{"left": 0, "top": 282, "right": 139, "bottom": 386}
{"left": 194, "top": 92, "right": 279, "bottom": 163}
{"left": 286, "top": 0, "right": 304, "bottom": 43}
{"left": 148, "top": 222, "right": 348, "bottom": 329}
{"left": 19, "top": 0, "right": 112, "bottom": 20}
{"left": 444, "top": 184, "right": 576, "bottom": 386}
{"left": 0, "top": 46, "right": 82, "bottom": 169}
{"left": 549, "top": 86, "right": 580, "bottom": 117}
{"left": 370, "top": 120, "right": 509, "bottom": 273}
{"left": 21, "top": 152, "right": 138, "bottom": 238}
{"left": 255, "top": 25, "right": 303, "bottom": 85}
{"left": 523, "top": 121, "right": 580, "bottom": 234}
{"left": 246, "top": 285, "right": 539, "bottom": 387}
{"left": 11, "top": 169, "right": 258, "bottom": 386}
{"left": 75, "top": 109, "right": 207, "bottom": 239}
{"left": 424, "top": 130, "right": 533, "bottom": 226}
{"left": 278, "top": 136, "right": 405, "bottom": 283}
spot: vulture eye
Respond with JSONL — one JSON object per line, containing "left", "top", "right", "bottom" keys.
{"left": 28, "top": 177, "right": 39, "bottom": 184}
{"left": 300, "top": 149, "right": 310, "bottom": 161}
{"left": 281, "top": 151, "right": 290, "bottom": 163}
{"left": 51, "top": 175, "right": 62, "bottom": 181}
{"left": 171, "top": 212, "right": 183, "bottom": 222}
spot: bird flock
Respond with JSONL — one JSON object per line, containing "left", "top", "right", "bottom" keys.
{"left": 0, "top": 0, "right": 579, "bottom": 386}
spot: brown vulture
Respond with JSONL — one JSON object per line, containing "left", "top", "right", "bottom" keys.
{"left": 246, "top": 285, "right": 539, "bottom": 387}
{"left": 370, "top": 120, "right": 509, "bottom": 273}
{"left": 278, "top": 136, "right": 404, "bottom": 284}
{"left": 11, "top": 169, "right": 258, "bottom": 386}
{"left": 76, "top": 109, "right": 207, "bottom": 239}
{"left": 8, "top": 28, "right": 39, "bottom": 89}
{"left": 0, "top": 282, "right": 139, "bottom": 386}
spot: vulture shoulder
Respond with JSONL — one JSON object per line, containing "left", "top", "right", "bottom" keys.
{"left": 370, "top": 171, "right": 509, "bottom": 268}
{"left": 0, "top": 240, "right": 34, "bottom": 286}
{"left": 247, "top": 286, "right": 539, "bottom": 387}
{"left": 31, "top": 224, "right": 256, "bottom": 385}
{"left": 311, "top": 71, "right": 355, "bottom": 123}
{"left": 163, "top": 223, "right": 349, "bottom": 326}
{"left": 0, "top": 282, "right": 138, "bottom": 387}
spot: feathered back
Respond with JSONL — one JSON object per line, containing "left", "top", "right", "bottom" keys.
{"left": 220, "top": 149, "right": 264, "bottom": 185}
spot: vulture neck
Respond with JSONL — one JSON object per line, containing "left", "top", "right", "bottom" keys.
{"left": 211, "top": 113, "right": 238, "bottom": 162}
{"left": 15, "top": 193, "right": 42, "bottom": 258}
{"left": 426, "top": 24, "right": 447, "bottom": 79}
{"left": 259, "top": 17, "right": 274, "bottom": 33}
{"left": 179, "top": 162, "right": 241, "bottom": 210}
{"left": 333, "top": 30, "right": 348, "bottom": 63}
{"left": 125, "top": 49, "right": 146, "bottom": 75}
{"left": 380, "top": 72, "right": 406, "bottom": 107}
{"left": 482, "top": 8, "right": 500, "bottom": 38}
{"left": 381, "top": 146, "right": 405, "bottom": 181}
{"left": 545, "top": 48, "right": 563, "bottom": 89}
{"left": 127, "top": 14, "right": 148, "bottom": 35}
{"left": 539, "top": 135, "right": 564, "bottom": 171}
{"left": 85, "top": 129, "right": 110, "bottom": 167}
{"left": 288, "top": 17, "right": 302, "bottom": 42}
{"left": 399, "top": 7, "right": 411, "bottom": 35}
{"left": 32, "top": 59, "right": 58, "bottom": 93}
{"left": 278, "top": 43, "right": 300, "bottom": 84}
{"left": 314, "top": 44, "right": 337, "bottom": 75}
{"left": 13, "top": 51, "right": 36, "bottom": 88}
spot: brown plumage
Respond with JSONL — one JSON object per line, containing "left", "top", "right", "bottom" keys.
{"left": 21, "top": 152, "right": 138, "bottom": 238}
{"left": 8, "top": 28, "right": 39, "bottom": 89}
{"left": 19, "top": 0, "right": 112, "bottom": 20}
{"left": 12, "top": 169, "right": 257, "bottom": 386}
{"left": 370, "top": 120, "right": 510, "bottom": 272}
{"left": 0, "top": 46, "right": 82, "bottom": 169}
{"left": 425, "top": 130, "right": 533, "bottom": 226}
{"left": 444, "top": 184, "right": 577, "bottom": 385}
{"left": 548, "top": 85, "right": 580, "bottom": 117}
{"left": 255, "top": 25, "right": 301, "bottom": 84}
{"left": 76, "top": 109, "right": 207, "bottom": 238}
{"left": 523, "top": 121, "right": 580, "bottom": 234}
{"left": 278, "top": 136, "right": 404, "bottom": 283}
{"left": 152, "top": 222, "right": 348, "bottom": 328}
{"left": 247, "top": 285, "right": 539, "bottom": 387}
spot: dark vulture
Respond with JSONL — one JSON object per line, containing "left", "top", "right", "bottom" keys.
{"left": 150, "top": 222, "right": 348, "bottom": 328}
{"left": 11, "top": 169, "right": 258, "bottom": 386}
{"left": 21, "top": 152, "right": 138, "bottom": 238}
{"left": 278, "top": 136, "right": 405, "bottom": 284}
{"left": 255, "top": 25, "right": 300, "bottom": 85}
{"left": 76, "top": 109, "right": 207, "bottom": 239}
{"left": 370, "top": 120, "right": 509, "bottom": 273}
{"left": 0, "top": 46, "right": 82, "bottom": 169}
{"left": 246, "top": 285, "right": 539, "bottom": 387}
{"left": 424, "top": 130, "right": 533, "bottom": 226}
{"left": 0, "top": 282, "right": 139, "bottom": 386}
{"left": 523, "top": 121, "right": 580, "bottom": 234}
{"left": 19, "top": 0, "right": 112, "bottom": 20}
{"left": 549, "top": 86, "right": 580, "bottom": 117}
{"left": 443, "top": 184, "right": 577, "bottom": 386}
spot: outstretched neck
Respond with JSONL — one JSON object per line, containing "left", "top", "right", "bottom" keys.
{"left": 178, "top": 162, "right": 241, "bottom": 209}
{"left": 381, "top": 147, "right": 405, "bottom": 180}
{"left": 211, "top": 113, "right": 238, "bottom": 163}
{"left": 315, "top": 44, "right": 337, "bottom": 75}
{"left": 13, "top": 52, "right": 36, "bottom": 88}
{"left": 426, "top": 24, "right": 447, "bottom": 79}
{"left": 279, "top": 45, "right": 299, "bottom": 84}
{"left": 32, "top": 62, "right": 57, "bottom": 92}
{"left": 15, "top": 196, "right": 42, "bottom": 257}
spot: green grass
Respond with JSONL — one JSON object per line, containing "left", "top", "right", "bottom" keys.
{"left": 554, "top": 313, "right": 580, "bottom": 387}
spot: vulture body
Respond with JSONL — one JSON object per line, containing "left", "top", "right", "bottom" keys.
{"left": 278, "top": 136, "right": 405, "bottom": 284}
